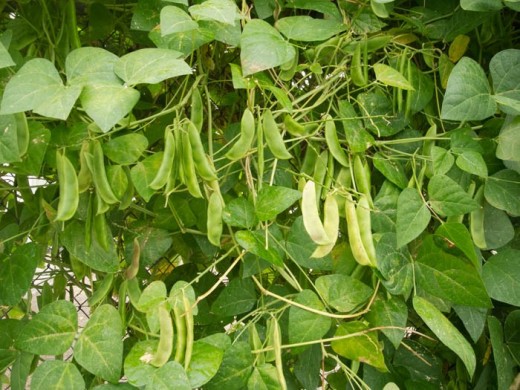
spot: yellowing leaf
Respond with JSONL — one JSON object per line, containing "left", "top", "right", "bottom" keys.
{"left": 449, "top": 35, "right": 470, "bottom": 63}
{"left": 373, "top": 63, "right": 414, "bottom": 90}
{"left": 331, "top": 321, "right": 387, "bottom": 371}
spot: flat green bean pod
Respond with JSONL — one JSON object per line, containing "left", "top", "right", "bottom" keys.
{"left": 55, "top": 150, "right": 79, "bottom": 222}
{"left": 15, "top": 112, "right": 29, "bottom": 157}
{"left": 269, "top": 316, "right": 287, "bottom": 390}
{"left": 225, "top": 108, "right": 255, "bottom": 160}
{"left": 207, "top": 191, "right": 223, "bottom": 246}
{"left": 263, "top": 109, "right": 292, "bottom": 160}
{"left": 311, "top": 193, "right": 339, "bottom": 258}
{"left": 86, "top": 140, "right": 119, "bottom": 205}
{"left": 353, "top": 154, "right": 373, "bottom": 206}
{"left": 149, "top": 127, "right": 175, "bottom": 190}
{"left": 180, "top": 130, "right": 203, "bottom": 198}
{"left": 186, "top": 120, "right": 217, "bottom": 181}
{"left": 151, "top": 302, "right": 174, "bottom": 368}
{"left": 190, "top": 87, "right": 204, "bottom": 133}
{"left": 324, "top": 115, "right": 349, "bottom": 167}
{"left": 356, "top": 194, "right": 377, "bottom": 266}
{"left": 302, "top": 180, "right": 331, "bottom": 246}
{"left": 470, "top": 185, "right": 486, "bottom": 249}
{"left": 77, "top": 141, "right": 92, "bottom": 193}
{"left": 345, "top": 193, "right": 374, "bottom": 267}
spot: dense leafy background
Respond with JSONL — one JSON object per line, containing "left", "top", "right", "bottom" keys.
{"left": 0, "top": 0, "right": 519, "bottom": 389}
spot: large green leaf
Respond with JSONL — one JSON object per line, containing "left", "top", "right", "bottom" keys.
{"left": 415, "top": 247, "right": 491, "bottom": 308}
{"left": 460, "top": 0, "right": 503, "bottom": 11}
{"left": 453, "top": 305, "right": 488, "bottom": 343}
{"left": 487, "top": 316, "right": 515, "bottom": 390}
{"left": 396, "top": 188, "right": 431, "bottom": 248}
{"left": 148, "top": 361, "right": 191, "bottom": 390}
{"left": 255, "top": 185, "right": 301, "bottom": 221}
{"left": 482, "top": 248, "right": 520, "bottom": 306}
{"left": 149, "top": 26, "right": 215, "bottom": 56}
{"left": 406, "top": 63, "right": 434, "bottom": 114}
{"left": 455, "top": 150, "right": 488, "bottom": 177}
{"left": 288, "top": 290, "right": 332, "bottom": 349}
{"left": 358, "top": 89, "right": 407, "bottom": 137}
{"left": 137, "top": 280, "right": 167, "bottom": 313}
{"left": 199, "top": 19, "right": 240, "bottom": 46}
{"left": 373, "top": 152, "right": 408, "bottom": 189}
{"left": 428, "top": 175, "right": 478, "bottom": 216}
{"left": 285, "top": 0, "right": 341, "bottom": 20}
{"left": 315, "top": 274, "right": 373, "bottom": 313}
{"left": 114, "top": 49, "right": 191, "bottom": 85}
{"left": 0, "top": 58, "right": 80, "bottom": 120}
{"left": 66, "top": 47, "right": 121, "bottom": 85}
{"left": 331, "top": 321, "right": 387, "bottom": 371}
{"left": 0, "top": 349, "right": 18, "bottom": 374}
{"left": 275, "top": 16, "right": 345, "bottom": 42}
{"left": 247, "top": 364, "right": 281, "bottom": 390}
{"left": 235, "top": 230, "right": 284, "bottom": 267}
{"left": 293, "top": 344, "right": 321, "bottom": 390}
{"left": 338, "top": 100, "right": 374, "bottom": 153}
{"left": 80, "top": 83, "right": 140, "bottom": 132}
{"left": 187, "top": 336, "right": 227, "bottom": 388}
{"left": 160, "top": 6, "right": 199, "bottom": 35}
{"left": 124, "top": 340, "right": 158, "bottom": 387}
{"left": 392, "top": 339, "right": 443, "bottom": 386}
{"left": 435, "top": 223, "right": 478, "bottom": 267}
{"left": 33, "top": 85, "right": 82, "bottom": 120}
{"left": 240, "top": 19, "right": 296, "bottom": 76}
{"left": 490, "top": 49, "right": 520, "bottom": 115}
{"left": 376, "top": 233, "right": 414, "bottom": 296}
{"left": 222, "top": 197, "right": 257, "bottom": 228}
{"left": 211, "top": 278, "right": 256, "bottom": 316}
{"left": 431, "top": 146, "right": 454, "bottom": 175}
{"left": 30, "top": 361, "right": 85, "bottom": 390}
{"left": 482, "top": 203, "right": 514, "bottom": 249}
{"left": 496, "top": 116, "right": 520, "bottom": 161}
{"left": 103, "top": 134, "right": 149, "bottom": 165}
{"left": 0, "top": 40, "right": 14, "bottom": 69}
{"left": 365, "top": 294, "right": 408, "bottom": 349}
{"left": 15, "top": 300, "right": 77, "bottom": 355}
{"left": 125, "top": 227, "right": 173, "bottom": 267}
{"left": 441, "top": 57, "right": 496, "bottom": 121}
{"left": 0, "top": 114, "right": 21, "bottom": 164}
{"left": 130, "top": 152, "right": 163, "bottom": 202}
{"left": 205, "top": 341, "right": 253, "bottom": 389}
{"left": 188, "top": 0, "right": 238, "bottom": 25}
{"left": 484, "top": 169, "right": 520, "bottom": 216}
{"left": 505, "top": 311, "right": 520, "bottom": 364}
{"left": 0, "top": 243, "right": 41, "bottom": 306}
{"left": 61, "top": 221, "right": 119, "bottom": 273}
{"left": 10, "top": 351, "right": 34, "bottom": 390}
{"left": 413, "top": 296, "right": 476, "bottom": 378}
{"left": 74, "top": 304, "right": 123, "bottom": 383}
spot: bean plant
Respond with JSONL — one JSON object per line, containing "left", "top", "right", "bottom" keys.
{"left": 0, "top": 0, "right": 519, "bottom": 389}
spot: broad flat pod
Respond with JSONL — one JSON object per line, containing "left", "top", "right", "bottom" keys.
{"left": 302, "top": 180, "right": 332, "bottom": 246}
{"left": 324, "top": 115, "right": 349, "bottom": 167}
{"left": 311, "top": 193, "right": 340, "bottom": 258}
{"left": 263, "top": 108, "right": 292, "bottom": 160}
{"left": 225, "top": 108, "right": 255, "bottom": 160}
{"left": 55, "top": 150, "right": 79, "bottom": 222}
{"left": 345, "top": 193, "right": 374, "bottom": 267}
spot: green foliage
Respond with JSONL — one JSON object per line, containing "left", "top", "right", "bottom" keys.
{"left": 0, "top": 0, "right": 519, "bottom": 389}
